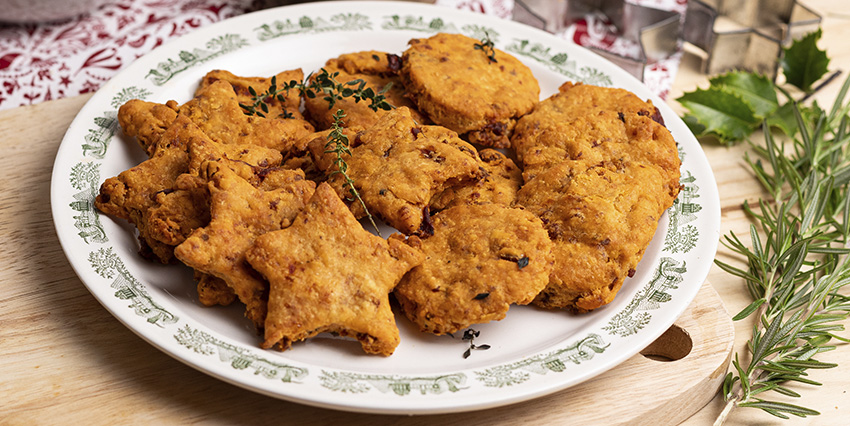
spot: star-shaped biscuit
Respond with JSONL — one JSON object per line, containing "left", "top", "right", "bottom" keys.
{"left": 198, "top": 68, "right": 308, "bottom": 121}
{"left": 246, "top": 183, "right": 424, "bottom": 356}
{"left": 180, "top": 80, "right": 315, "bottom": 154}
{"left": 174, "top": 161, "right": 315, "bottom": 329}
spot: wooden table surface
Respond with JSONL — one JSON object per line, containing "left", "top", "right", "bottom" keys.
{"left": 2, "top": 1, "right": 848, "bottom": 424}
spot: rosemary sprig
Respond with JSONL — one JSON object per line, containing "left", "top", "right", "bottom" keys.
{"left": 240, "top": 68, "right": 393, "bottom": 118}
{"left": 713, "top": 74, "right": 850, "bottom": 424}
{"left": 324, "top": 109, "right": 381, "bottom": 236}
{"left": 474, "top": 31, "right": 497, "bottom": 64}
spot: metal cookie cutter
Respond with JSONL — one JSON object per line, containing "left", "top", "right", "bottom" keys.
{"left": 513, "top": 0, "right": 682, "bottom": 81}
{"left": 683, "top": 0, "right": 822, "bottom": 79}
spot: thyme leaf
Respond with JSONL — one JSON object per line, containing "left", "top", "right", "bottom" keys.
{"left": 461, "top": 328, "right": 490, "bottom": 359}
{"left": 474, "top": 31, "right": 497, "bottom": 64}
{"left": 240, "top": 68, "right": 394, "bottom": 119}
{"left": 324, "top": 109, "right": 381, "bottom": 236}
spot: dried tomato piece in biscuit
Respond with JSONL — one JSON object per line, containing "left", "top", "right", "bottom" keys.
{"left": 307, "top": 107, "right": 482, "bottom": 234}
{"left": 393, "top": 204, "right": 553, "bottom": 334}
{"left": 304, "top": 51, "right": 426, "bottom": 130}
{"left": 174, "top": 161, "right": 315, "bottom": 329}
{"left": 430, "top": 148, "right": 522, "bottom": 210}
{"left": 246, "top": 183, "right": 424, "bottom": 356}
{"left": 402, "top": 32, "right": 539, "bottom": 148}
{"left": 518, "top": 161, "right": 674, "bottom": 312}
{"left": 198, "top": 68, "right": 307, "bottom": 121}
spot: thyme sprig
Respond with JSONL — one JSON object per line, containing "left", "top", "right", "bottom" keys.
{"left": 474, "top": 31, "right": 497, "bottom": 64}
{"left": 713, "top": 74, "right": 850, "bottom": 424}
{"left": 239, "top": 68, "right": 393, "bottom": 118}
{"left": 324, "top": 109, "right": 381, "bottom": 236}
{"left": 461, "top": 328, "right": 490, "bottom": 359}
{"left": 239, "top": 75, "right": 294, "bottom": 119}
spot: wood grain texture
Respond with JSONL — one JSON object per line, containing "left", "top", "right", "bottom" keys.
{"left": 0, "top": 92, "right": 732, "bottom": 425}
{"left": 2, "top": 0, "right": 849, "bottom": 424}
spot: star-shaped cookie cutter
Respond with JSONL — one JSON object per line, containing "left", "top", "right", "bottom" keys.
{"left": 683, "top": 0, "right": 822, "bottom": 79}
{"left": 513, "top": 0, "right": 682, "bottom": 81}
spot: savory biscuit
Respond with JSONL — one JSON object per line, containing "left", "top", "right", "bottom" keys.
{"left": 179, "top": 80, "right": 315, "bottom": 154}
{"left": 512, "top": 82, "right": 679, "bottom": 197}
{"left": 308, "top": 107, "right": 482, "bottom": 234}
{"left": 402, "top": 33, "right": 539, "bottom": 148}
{"left": 198, "top": 68, "right": 307, "bottom": 121}
{"left": 95, "top": 116, "right": 204, "bottom": 262}
{"left": 117, "top": 99, "right": 179, "bottom": 156}
{"left": 518, "top": 161, "right": 675, "bottom": 312}
{"left": 394, "top": 204, "right": 553, "bottom": 334}
{"left": 430, "top": 148, "right": 522, "bottom": 210}
{"left": 246, "top": 183, "right": 424, "bottom": 356}
{"left": 304, "top": 51, "right": 425, "bottom": 130}
{"left": 174, "top": 161, "right": 315, "bottom": 329}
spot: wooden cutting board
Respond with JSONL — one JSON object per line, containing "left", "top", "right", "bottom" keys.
{"left": 545, "top": 281, "right": 734, "bottom": 426}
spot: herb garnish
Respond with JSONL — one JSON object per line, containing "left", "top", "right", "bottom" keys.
{"left": 691, "top": 32, "right": 850, "bottom": 424}
{"left": 324, "top": 109, "right": 381, "bottom": 236}
{"left": 677, "top": 29, "right": 834, "bottom": 146}
{"left": 474, "top": 31, "right": 497, "bottom": 64}
{"left": 239, "top": 68, "right": 394, "bottom": 118}
{"left": 461, "top": 328, "right": 491, "bottom": 359}
{"left": 239, "top": 75, "right": 294, "bottom": 119}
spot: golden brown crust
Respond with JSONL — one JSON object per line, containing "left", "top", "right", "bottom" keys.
{"left": 304, "top": 51, "right": 425, "bottom": 130}
{"left": 179, "top": 80, "right": 315, "bottom": 154}
{"left": 518, "top": 163, "right": 676, "bottom": 312}
{"left": 401, "top": 33, "right": 539, "bottom": 148}
{"left": 512, "top": 82, "right": 679, "bottom": 197}
{"left": 173, "top": 161, "right": 315, "bottom": 329}
{"left": 308, "top": 107, "right": 482, "bottom": 234}
{"left": 198, "top": 68, "right": 307, "bottom": 121}
{"left": 393, "top": 204, "right": 553, "bottom": 334}
{"left": 195, "top": 272, "right": 237, "bottom": 307}
{"left": 246, "top": 183, "right": 424, "bottom": 356}
{"left": 117, "top": 99, "right": 179, "bottom": 156}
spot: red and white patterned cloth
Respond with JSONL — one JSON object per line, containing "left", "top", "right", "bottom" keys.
{"left": 0, "top": 0, "right": 686, "bottom": 111}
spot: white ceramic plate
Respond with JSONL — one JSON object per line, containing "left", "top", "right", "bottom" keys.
{"left": 50, "top": 1, "right": 720, "bottom": 415}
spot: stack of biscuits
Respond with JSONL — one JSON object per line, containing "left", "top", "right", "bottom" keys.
{"left": 96, "top": 32, "right": 681, "bottom": 356}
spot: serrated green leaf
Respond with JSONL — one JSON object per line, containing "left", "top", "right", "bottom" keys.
{"left": 678, "top": 87, "right": 759, "bottom": 144}
{"left": 781, "top": 28, "right": 830, "bottom": 93}
{"left": 711, "top": 71, "right": 779, "bottom": 119}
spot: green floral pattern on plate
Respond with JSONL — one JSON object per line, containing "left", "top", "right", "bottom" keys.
{"left": 88, "top": 247, "right": 178, "bottom": 326}
{"left": 506, "top": 39, "right": 613, "bottom": 86}
{"left": 69, "top": 162, "right": 107, "bottom": 244}
{"left": 320, "top": 371, "right": 466, "bottom": 395}
{"left": 175, "top": 325, "right": 308, "bottom": 383}
{"left": 603, "top": 257, "right": 687, "bottom": 337}
{"left": 146, "top": 34, "right": 249, "bottom": 85}
{"left": 255, "top": 13, "right": 371, "bottom": 40}
{"left": 475, "top": 334, "right": 609, "bottom": 387}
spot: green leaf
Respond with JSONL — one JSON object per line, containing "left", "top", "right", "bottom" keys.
{"left": 678, "top": 87, "right": 759, "bottom": 144}
{"left": 733, "top": 298, "right": 766, "bottom": 321}
{"left": 711, "top": 71, "right": 779, "bottom": 119}
{"left": 781, "top": 28, "right": 830, "bottom": 93}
